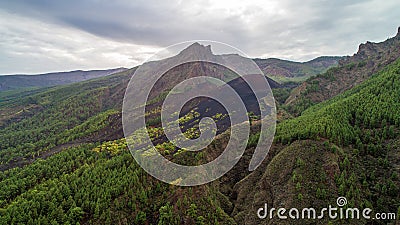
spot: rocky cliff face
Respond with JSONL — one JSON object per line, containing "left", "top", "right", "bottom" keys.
{"left": 285, "top": 27, "right": 400, "bottom": 114}
{"left": 340, "top": 27, "right": 400, "bottom": 66}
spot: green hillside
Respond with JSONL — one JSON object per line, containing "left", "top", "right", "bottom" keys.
{"left": 0, "top": 51, "right": 399, "bottom": 225}
{"left": 233, "top": 58, "right": 400, "bottom": 225}
{"left": 0, "top": 69, "right": 133, "bottom": 165}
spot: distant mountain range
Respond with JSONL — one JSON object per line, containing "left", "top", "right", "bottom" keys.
{"left": 254, "top": 56, "right": 341, "bottom": 83}
{"left": 0, "top": 68, "right": 126, "bottom": 92}
{"left": 1, "top": 28, "right": 399, "bottom": 225}
{"left": 0, "top": 45, "right": 340, "bottom": 93}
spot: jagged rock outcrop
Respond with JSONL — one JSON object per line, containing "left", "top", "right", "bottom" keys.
{"left": 285, "top": 27, "right": 400, "bottom": 114}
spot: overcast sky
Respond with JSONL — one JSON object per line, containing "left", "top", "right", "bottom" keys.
{"left": 0, "top": 0, "right": 399, "bottom": 74}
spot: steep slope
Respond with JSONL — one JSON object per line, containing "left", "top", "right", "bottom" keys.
{"left": 0, "top": 43, "right": 280, "bottom": 168}
{"left": 233, "top": 58, "right": 400, "bottom": 225}
{"left": 0, "top": 43, "right": 276, "bottom": 224}
{"left": 0, "top": 68, "right": 134, "bottom": 165}
{"left": 285, "top": 27, "right": 400, "bottom": 115}
{"left": 0, "top": 138, "right": 238, "bottom": 225}
{"left": 1, "top": 58, "right": 398, "bottom": 225}
{"left": 131, "top": 42, "right": 280, "bottom": 101}
{"left": 0, "top": 68, "right": 126, "bottom": 92}
{"left": 1, "top": 40, "right": 399, "bottom": 225}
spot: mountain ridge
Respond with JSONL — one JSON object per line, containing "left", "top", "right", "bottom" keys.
{"left": 253, "top": 56, "right": 341, "bottom": 83}
{"left": 285, "top": 27, "right": 400, "bottom": 115}
{"left": 0, "top": 43, "right": 339, "bottom": 93}
{"left": 0, "top": 29, "right": 399, "bottom": 224}
{"left": 0, "top": 68, "right": 127, "bottom": 92}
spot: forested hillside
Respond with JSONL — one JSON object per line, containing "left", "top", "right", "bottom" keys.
{"left": 0, "top": 42, "right": 399, "bottom": 224}
{"left": 233, "top": 58, "right": 400, "bottom": 225}
{"left": 0, "top": 69, "right": 134, "bottom": 168}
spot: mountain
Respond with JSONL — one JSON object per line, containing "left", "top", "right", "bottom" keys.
{"left": 285, "top": 27, "right": 400, "bottom": 115}
{"left": 0, "top": 35, "right": 399, "bottom": 225}
{"left": 233, "top": 58, "right": 400, "bottom": 225}
{"left": 0, "top": 68, "right": 127, "bottom": 92}
{"left": 0, "top": 43, "right": 279, "bottom": 167}
{"left": 0, "top": 68, "right": 134, "bottom": 167}
{"left": 253, "top": 56, "right": 341, "bottom": 84}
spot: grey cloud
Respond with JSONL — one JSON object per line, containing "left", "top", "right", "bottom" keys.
{"left": 0, "top": 0, "right": 399, "bottom": 73}
{"left": 0, "top": 0, "right": 247, "bottom": 46}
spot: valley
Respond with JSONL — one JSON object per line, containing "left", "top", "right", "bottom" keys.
{"left": 0, "top": 29, "right": 399, "bottom": 225}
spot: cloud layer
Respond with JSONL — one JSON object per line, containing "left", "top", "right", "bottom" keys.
{"left": 0, "top": 0, "right": 399, "bottom": 74}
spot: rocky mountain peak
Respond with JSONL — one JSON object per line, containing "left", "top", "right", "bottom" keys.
{"left": 357, "top": 41, "right": 376, "bottom": 57}
{"left": 178, "top": 42, "right": 213, "bottom": 59}
{"left": 340, "top": 27, "right": 400, "bottom": 65}
{"left": 287, "top": 26, "right": 400, "bottom": 112}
